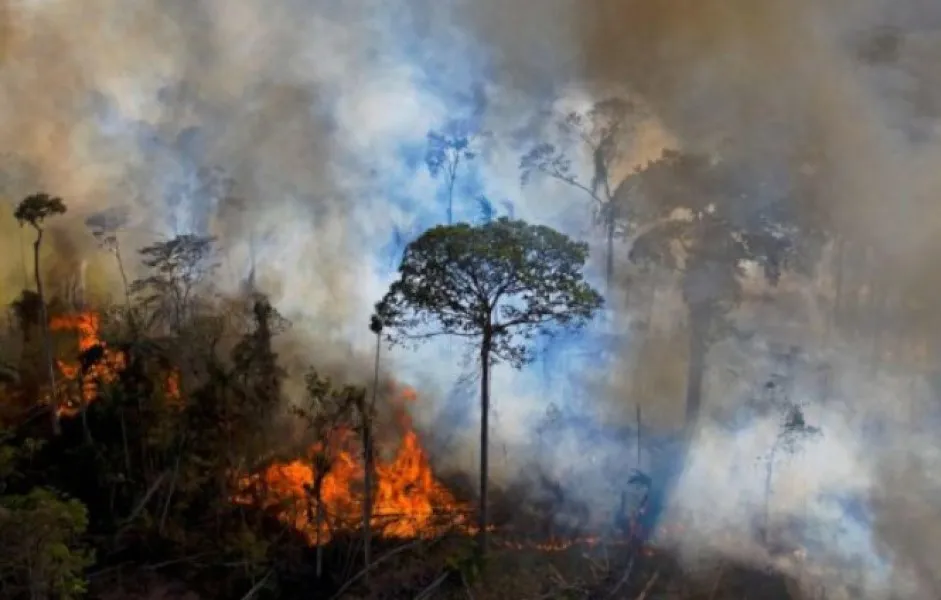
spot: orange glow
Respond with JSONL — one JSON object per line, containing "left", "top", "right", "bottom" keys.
{"left": 236, "top": 386, "right": 471, "bottom": 544}
{"left": 164, "top": 369, "right": 181, "bottom": 404}
{"left": 50, "top": 310, "right": 181, "bottom": 415}
{"left": 50, "top": 311, "right": 126, "bottom": 416}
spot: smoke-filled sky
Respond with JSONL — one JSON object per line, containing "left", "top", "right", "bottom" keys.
{"left": 3, "top": 0, "right": 941, "bottom": 597}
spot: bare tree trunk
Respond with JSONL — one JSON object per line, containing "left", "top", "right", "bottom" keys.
{"left": 315, "top": 493, "right": 324, "bottom": 578}
{"left": 684, "top": 315, "right": 707, "bottom": 429}
{"left": 32, "top": 228, "right": 60, "bottom": 436}
{"left": 120, "top": 408, "right": 132, "bottom": 476}
{"left": 477, "top": 330, "right": 492, "bottom": 555}
{"left": 762, "top": 439, "right": 780, "bottom": 546}
{"left": 636, "top": 404, "right": 642, "bottom": 469}
{"left": 361, "top": 333, "right": 380, "bottom": 583}
{"left": 80, "top": 400, "right": 92, "bottom": 444}
{"left": 828, "top": 236, "right": 845, "bottom": 344}
{"left": 605, "top": 209, "right": 615, "bottom": 296}
{"left": 446, "top": 156, "right": 460, "bottom": 226}
{"left": 114, "top": 244, "right": 136, "bottom": 332}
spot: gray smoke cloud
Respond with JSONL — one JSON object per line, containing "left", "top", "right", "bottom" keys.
{"left": 2, "top": 0, "right": 941, "bottom": 597}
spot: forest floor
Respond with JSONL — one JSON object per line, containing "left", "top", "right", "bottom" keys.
{"left": 92, "top": 532, "right": 801, "bottom": 599}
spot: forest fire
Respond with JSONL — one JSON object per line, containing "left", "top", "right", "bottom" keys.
{"left": 50, "top": 311, "right": 126, "bottom": 416}
{"left": 237, "top": 387, "right": 472, "bottom": 545}
{"left": 49, "top": 310, "right": 181, "bottom": 416}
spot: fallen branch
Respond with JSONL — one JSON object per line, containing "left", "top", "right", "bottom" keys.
{"left": 327, "top": 537, "right": 432, "bottom": 600}
{"left": 114, "top": 471, "right": 167, "bottom": 540}
{"left": 144, "top": 552, "right": 214, "bottom": 571}
{"left": 607, "top": 557, "right": 635, "bottom": 598}
{"left": 547, "top": 563, "right": 568, "bottom": 587}
{"left": 708, "top": 563, "right": 725, "bottom": 600}
{"left": 239, "top": 570, "right": 273, "bottom": 600}
{"left": 461, "top": 572, "right": 475, "bottom": 600}
{"left": 414, "top": 571, "right": 449, "bottom": 600}
{"left": 634, "top": 571, "right": 659, "bottom": 600}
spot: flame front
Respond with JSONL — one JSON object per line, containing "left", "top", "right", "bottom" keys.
{"left": 50, "top": 311, "right": 126, "bottom": 416}
{"left": 238, "top": 388, "right": 469, "bottom": 545}
{"left": 50, "top": 311, "right": 181, "bottom": 415}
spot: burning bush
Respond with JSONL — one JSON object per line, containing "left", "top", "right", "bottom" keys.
{"left": 236, "top": 386, "right": 472, "bottom": 545}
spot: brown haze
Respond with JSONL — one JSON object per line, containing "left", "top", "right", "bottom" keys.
{"left": 2, "top": 0, "right": 941, "bottom": 597}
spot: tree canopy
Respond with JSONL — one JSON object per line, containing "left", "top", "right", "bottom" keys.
{"left": 375, "top": 217, "right": 603, "bottom": 367}
{"left": 14, "top": 193, "right": 67, "bottom": 229}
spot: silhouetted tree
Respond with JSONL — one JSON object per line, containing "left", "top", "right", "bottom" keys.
{"left": 375, "top": 217, "right": 603, "bottom": 553}
{"left": 130, "top": 234, "right": 218, "bottom": 333}
{"left": 85, "top": 206, "right": 134, "bottom": 320}
{"left": 14, "top": 193, "right": 67, "bottom": 435}
{"left": 425, "top": 120, "right": 485, "bottom": 225}
{"left": 293, "top": 370, "right": 360, "bottom": 579}
{"left": 628, "top": 150, "right": 792, "bottom": 429}
{"left": 359, "top": 313, "right": 383, "bottom": 582}
{"left": 761, "top": 404, "right": 821, "bottom": 546}
{"left": 520, "top": 97, "right": 641, "bottom": 292}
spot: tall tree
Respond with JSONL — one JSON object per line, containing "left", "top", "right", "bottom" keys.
{"left": 14, "top": 193, "right": 67, "bottom": 435}
{"left": 425, "top": 120, "right": 483, "bottom": 225}
{"left": 375, "top": 218, "right": 603, "bottom": 553}
{"left": 85, "top": 206, "right": 133, "bottom": 318}
{"left": 130, "top": 234, "right": 218, "bottom": 333}
{"left": 359, "top": 314, "right": 383, "bottom": 582}
{"left": 628, "top": 150, "right": 792, "bottom": 429}
{"left": 520, "top": 97, "right": 641, "bottom": 293}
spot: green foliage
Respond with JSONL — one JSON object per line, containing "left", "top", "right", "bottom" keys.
{"left": 376, "top": 217, "right": 603, "bottom": 367}
{"left": 0, "top": 487, "right": 95, "bottom": 599}
{"left": 444, "top": 537, "right": 485, "bottom": 585}
{"left": 13, "top": 193, "right": 67, "bottom": 229}
{"left": 0, "top": 430, "right": 45, "bottom": 486}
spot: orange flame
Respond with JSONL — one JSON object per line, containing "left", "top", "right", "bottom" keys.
{"left": 50, "top": 312, "right": 126, "bottom": 416}
{"left": 237, "top": 386, "right": 470, "bottom": 544}
{"left": 49, "top": 311, "right": 181, "bottom": 415}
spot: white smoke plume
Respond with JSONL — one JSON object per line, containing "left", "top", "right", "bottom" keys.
{"left": 2, "top": 0, "right": 941, "bottom": 597}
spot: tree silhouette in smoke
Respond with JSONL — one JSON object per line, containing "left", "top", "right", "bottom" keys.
{"left": 425, "top": 119, "right": 488, "bottom": 226}
{"left": 375, "top": 217, "right": 603, "bottom": 555}
{"left": 521, "top": 97, "right": 642, "bottom": 293}
{"left": 130, "top": 234, "right": 219, "bottom": 334}
{"left": 628, "top": 149, "right": 793, "bottom": 430}
{"left": 86, "top": 206, "right": 134, "bottom": 318}
{"left": 14, "top": 193, "right": 67, "bottom": 435}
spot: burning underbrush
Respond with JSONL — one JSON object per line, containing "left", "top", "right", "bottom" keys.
{"left": 48, "top": 309, "right": 181, "bottom": 417}
{"left": 232, "top": 385, "right": 646, "bottom": 555}
{"left": 233, "top": 394, "right": 475, "bottom": 546}
{"left": 28, "top": 308, "right": 810, "bottom": 598}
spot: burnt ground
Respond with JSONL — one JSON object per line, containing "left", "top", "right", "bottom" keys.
{"left": 87, "top": 518, "right": 804, "bottom": 599}
{"left": 331, "top": 533, "right": 801, "bottom": 600}
{"left": 87, "top": 461, "right": 802, "bottom": 599}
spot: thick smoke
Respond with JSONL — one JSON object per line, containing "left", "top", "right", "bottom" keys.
{"left": 2, "top": 0, "right": 941, "bottom": 597}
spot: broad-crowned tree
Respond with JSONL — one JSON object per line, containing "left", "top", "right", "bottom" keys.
{"left": 14, "top": 193, "right": 67, "bottom": 435}
{"left": 375, "top": 217, "right": 603, "bottom": 553}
